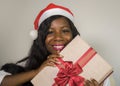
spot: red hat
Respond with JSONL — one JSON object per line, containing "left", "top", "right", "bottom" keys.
{"left": 30, "top": 3, "right": 74, "bottom": 40}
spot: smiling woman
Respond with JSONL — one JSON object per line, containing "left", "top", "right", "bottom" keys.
{"left": 0, "top": 3, "right": 111, "bottom": 86}
{"left": 45, "top": 16, "right": 73, "bottom": 54}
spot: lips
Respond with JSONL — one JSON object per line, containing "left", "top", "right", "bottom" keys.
{"left": 53, "top": 45, "right": 65, "bottom": 51}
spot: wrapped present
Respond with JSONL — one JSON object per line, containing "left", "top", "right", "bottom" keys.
{"left": 31, "top": 35, "right": 113, "bottom": 86}
{"left": 59, "top": 35, "right": 113, "bottom": 84}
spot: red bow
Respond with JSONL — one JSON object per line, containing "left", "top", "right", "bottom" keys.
{"left": 52, "top": 58, "right": 84, "bottom": 86}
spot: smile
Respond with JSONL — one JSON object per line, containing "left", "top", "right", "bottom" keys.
{"left": 53, "top": 45, "right": 65, "bottom": 51}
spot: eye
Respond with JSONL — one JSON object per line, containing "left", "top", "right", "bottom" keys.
{"left": 62, "top": 29, "right": 71, "bottom": 33}
{"left": 47, "top": 30, "right": 54, "bottom": 35}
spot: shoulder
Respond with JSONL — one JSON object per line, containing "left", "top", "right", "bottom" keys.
{"left": 0, "top": 70, "right": 11, "bottom": 84}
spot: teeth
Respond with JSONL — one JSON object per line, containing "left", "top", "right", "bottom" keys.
{"left": 53, "top": 45, "right": 64, "bottom": 50}
{"left": 54, "top": 45, "right": 64, "bottom": 49}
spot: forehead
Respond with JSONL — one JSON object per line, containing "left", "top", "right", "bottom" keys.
{"left": 50, "top": 17, "right": 70, "bottom": 27}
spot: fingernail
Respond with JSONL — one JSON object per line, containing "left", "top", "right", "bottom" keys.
{"left": 90, "top": 78, "right": 93, "bottom": 80}
{"left": 59, "top": 54, "right": 64, "bottom": 58}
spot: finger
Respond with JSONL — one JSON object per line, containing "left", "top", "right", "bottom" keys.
{"left": 84, "top": 80, "right": 88, "bottom": 86}
{"left": 84, "top": 82, "right": 87, "bottom": 86}
{"left": 47, "top": 56, "right": 63, "bottom": 65}
{"left": 46, "top": 57, "right": 57, "bottom": 66}
{"left": 91, "top": 79, "right": 99, "bottom": 86}
{"left": 59, "top": 54, "right": 64, "bottom": 58}
{"left": 47, "top": 57, "right": 57, "bottom": 63}
{"left": 57, "top": 50, "right": 60, "bottom": 54}
{"left": 46, "top": 61, "right": 56, "bottom": 67}
{"left": 85, "top": 80, "right": 91, "bottom": 86}
{"left": 48, "top": 54, "right": 60, "bottom": 59}
{"left": 47, "top": 54, "right": 64, "bottom": 66}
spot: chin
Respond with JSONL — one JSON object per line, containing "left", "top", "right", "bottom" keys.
{"left": 51, "top": 50, "right": 58, "bottom": 54}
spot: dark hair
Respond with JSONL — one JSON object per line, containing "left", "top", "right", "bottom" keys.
{"left": 1, "top": 63, "right": 33, "bottom": 86}
{"left": 1, "top": 63, "right": 25, "bottom": 74}
{"left": 17, "top": 15, "right": 80, "bottom": 70}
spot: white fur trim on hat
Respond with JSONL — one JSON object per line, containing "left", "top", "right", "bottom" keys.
{"left": 30, "top": 29, "right": 38, "bottom": 40}
{"left": 39, "top": 8, "right": 74, "bottom": 27}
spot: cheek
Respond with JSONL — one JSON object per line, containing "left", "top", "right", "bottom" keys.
{"left": 45, "top": 37, "right": 51, "bottom": 47}
{"left": 45, "top": 35, "right": 53, "bottom": 43}
{"left": 45, "top": 37, "right": 56, "bottom": 54}
{"left": 65, "top": 34, "right": 73, "bottom": 42}
{"left": 45, "top": 36, "right": 53, "bottom": 50}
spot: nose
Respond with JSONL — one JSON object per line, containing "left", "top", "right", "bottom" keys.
{"left": 54, "top": 33, "right": 63, "bottom": 42}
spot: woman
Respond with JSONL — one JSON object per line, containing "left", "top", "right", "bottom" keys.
{"left": 0, "top": 3, "right": 110, "bottom": 86}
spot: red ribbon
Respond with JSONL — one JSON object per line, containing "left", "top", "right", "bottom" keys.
{"left": 52, "top": 58, "right": 84, "bottom": 86}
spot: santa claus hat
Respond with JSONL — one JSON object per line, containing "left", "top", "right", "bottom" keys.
{"left": 30, "top": 3, "right": 74, "bottom": 40}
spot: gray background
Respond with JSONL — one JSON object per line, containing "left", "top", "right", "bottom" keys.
{"left": 0, "top": 0, "right": 119, "bottom": 85}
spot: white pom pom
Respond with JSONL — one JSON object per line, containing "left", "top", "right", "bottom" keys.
{"left": 29, "top": 30, "right": 38, "bottom": 40}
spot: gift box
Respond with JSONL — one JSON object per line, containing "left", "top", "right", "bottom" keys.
{"left": 31, "top": 35, "right": 113, "bottom": 86}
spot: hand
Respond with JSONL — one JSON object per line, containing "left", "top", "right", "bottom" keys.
{"left": 38, "top": 54, "right": 63, "bottom": 70}
{"left": 45, "top": 54, "right": 62, "bottom": 66}
{"left": 84, "top": 79, "right": 103, "bottom": 86}
{"left": 35, "top": 53, "right": 63, "bottom": 74}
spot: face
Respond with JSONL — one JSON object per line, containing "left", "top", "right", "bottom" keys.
{"left": 45, "top": 17, "right": 73, "bottom": 54}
